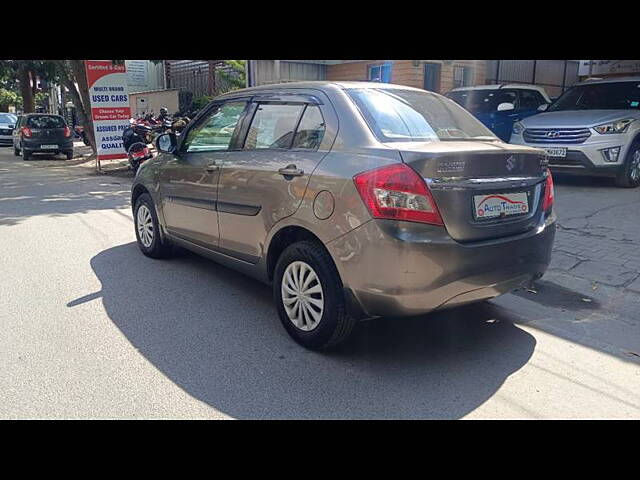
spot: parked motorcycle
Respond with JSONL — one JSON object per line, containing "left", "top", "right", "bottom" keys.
{"left": 122, "top": 122, "right": 153, "bottom": 173}
{"left": 73, "top": 125, "right": 90, "bottom": 146}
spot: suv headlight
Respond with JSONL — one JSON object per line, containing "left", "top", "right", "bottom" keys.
{"left": 512, "top": 121, "right": 524, "bottom": 135}
{"left": 593, "top": 119, "right": 634, "bottom": 134}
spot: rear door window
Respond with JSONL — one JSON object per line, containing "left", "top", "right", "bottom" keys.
{"left": 26, "top": 115, "right": 66, "bottom": 129}
{"left": 292, "top": 105, "right": 325, "bottom": 150}
{"left": 244, "top": 103, "right": 305, "bottom": 150}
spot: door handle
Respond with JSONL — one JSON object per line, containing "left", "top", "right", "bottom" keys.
{"left": 205, "top": 161, "right": 220, "bottom": 172}
{"left": 278, "top": 165, "right": 304, "bottom": 177}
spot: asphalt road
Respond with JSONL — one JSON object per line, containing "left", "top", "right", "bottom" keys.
{"left": 1, "top": 148, "right": 639, "bottom": 419}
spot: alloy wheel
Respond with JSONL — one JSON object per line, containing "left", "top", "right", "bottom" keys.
{"left": 136, "top": 204, "right": 154, "bottom": 248}
{"left": 281, "top": 261, "right": 324, "bottom": 331}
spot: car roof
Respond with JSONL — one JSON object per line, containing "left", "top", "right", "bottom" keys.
{"left": 575, "top": 76, "right": 640, "bottom": 86}
{"left": 449, "top": 83, "right": 547, "bottom": 93}
{"left": 218, "top": 80, "right": 432, "bottom": 98}
{"left": 448, "top": 83, "right": 551, "bottom": 102}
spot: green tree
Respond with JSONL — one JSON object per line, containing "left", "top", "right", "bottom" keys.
{"left": 0, "top": 60, "right": 57, "bottom": 113}
{"left": 0, "top": 88, "right": 20, "bottom": 111}
{"left": 217, "top": 60, "right": 246, "bottom": 92}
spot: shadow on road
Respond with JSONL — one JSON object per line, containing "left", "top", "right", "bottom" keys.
{"left": 75, "top": 242, "right": 537, "bottom": 419}
{"left": 0, "top": 156, "right": 130, "bottom": 227}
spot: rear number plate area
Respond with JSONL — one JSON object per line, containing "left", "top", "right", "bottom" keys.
{"left": 473, "top": 192, "right": 529, "bottom": 219}
{"left": 40, "top": 144, "right": 58, "bottom": 149}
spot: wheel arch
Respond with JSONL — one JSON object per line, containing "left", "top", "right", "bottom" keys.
{"left": 131, "top": 183, "right": 150, "bottom": 211}
{"left": 266, "top": 225, "right": 328, "bottom": 283}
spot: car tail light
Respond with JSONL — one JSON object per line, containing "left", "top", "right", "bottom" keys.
{"left": 353, "top": 163, "right": 444, "bottom": 226}
{"left": 542, "top": 169, "right": 554, "bottom": 212}
{"left": 21, "top": 127, "right": 32, "bottom": 138}
{"left": 63, "top": 126, "right": 72, "bottom": 138}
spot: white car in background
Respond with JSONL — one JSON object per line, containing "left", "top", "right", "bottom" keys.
{"left": 0, "top": 113, "right": 17, "bottom": 146}
{"left": 511, "top": 77, "right": 640, "bottom": 188}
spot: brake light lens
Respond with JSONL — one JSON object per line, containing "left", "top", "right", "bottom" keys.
{"left": 63, "top": 126, "right": 72, "bottom": 138}
{"left": 21, "top": 127, "right": 32, "bottom": 138}
{"left": 353, "top": 163, "right": 444, "bottom": 226}
{"left": 542, "top": 169, "right": 554, "bottom": 212}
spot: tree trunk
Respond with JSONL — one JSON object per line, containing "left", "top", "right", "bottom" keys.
{"left": 69, "top": 60, "right": 97, "bottom": 154}
{"left": 18, "top": 66, "right": 35, "bottom": 113}
{"left": 60, "top": 74, "right": 94, "bottom": 153}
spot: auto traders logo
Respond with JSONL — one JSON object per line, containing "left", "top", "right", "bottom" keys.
{"left": 476, "top": 194, "right": 527, "bottom": 218}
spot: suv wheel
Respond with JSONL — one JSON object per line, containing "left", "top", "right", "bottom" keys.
{"left": 133, "top": 193, "right": 173, "bottom": 258}
{"left": 273, "top": 240, "right": 357, "bottom": 350}
{"left": 13, "top": 145, "right": 20, "bottom": 156}
{"left": 22, "top": 147, "right": 30, "bottom": 161}
{"left": 615, "top": 142, "right": 640, "bottom": 188}
{"left": 65, "top": 151, "right": 74, "bottom": 160}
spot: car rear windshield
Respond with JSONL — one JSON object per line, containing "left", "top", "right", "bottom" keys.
{"left": 446, "top": 89, "right": 518, "bottom": 114}
{"left": 348, "top": 88, "right": 497, "bottom": 142}
{"left": 26, "top": 115, "right": 66, "bottom": 129}
{"left": 548, "top": 82, "right": 640, "bottom": 111}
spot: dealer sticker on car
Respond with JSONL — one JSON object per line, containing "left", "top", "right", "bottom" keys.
{"left": 474, "top": 192, "right": 529, "bottom": 219}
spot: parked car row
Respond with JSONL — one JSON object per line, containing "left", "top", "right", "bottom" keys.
{"left": 446, "top": 77, "right": 640, "bottom": 188}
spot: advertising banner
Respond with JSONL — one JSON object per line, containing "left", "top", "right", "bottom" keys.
{"left": 85, "top": 60, "right": 130, "bottom": 163}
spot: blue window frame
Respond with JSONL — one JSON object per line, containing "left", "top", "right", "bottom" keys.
{"left": 368, "top": 62, "right": 392, "bottom": 83}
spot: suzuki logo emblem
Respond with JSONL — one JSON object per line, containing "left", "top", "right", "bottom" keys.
{"left": 506, "top": 155, "right": 516, "bottom": 171}
{"left": 546, "top": 131, "right": 560, "bottom": 138}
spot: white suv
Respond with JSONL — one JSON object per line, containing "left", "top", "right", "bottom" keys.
{"left": 510, "top": 77, "right": 640, "bottom": 188}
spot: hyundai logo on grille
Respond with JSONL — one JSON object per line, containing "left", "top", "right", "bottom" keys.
{"left": 546, "top": 131, "right": 560, "bottom": 138}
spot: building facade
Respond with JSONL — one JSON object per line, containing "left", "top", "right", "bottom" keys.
{"left": 247, "top": 60, "right": 485, "bottom": 94}
{"left": 578, "top": 60, "right": 640, "bottom": 80}
{"left": 486, "top": 60, "right": 580, "bottom": 98}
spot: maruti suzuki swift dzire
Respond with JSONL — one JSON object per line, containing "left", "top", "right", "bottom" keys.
{"left": 131, "top": 81, "right": 556, "bottom": 350}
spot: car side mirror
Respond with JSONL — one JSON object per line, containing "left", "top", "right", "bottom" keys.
{"left": 8, "top": 124, "right": 14, "bottom": 129}
{"left": 156, "top": 133, "right": 176, "bottom": 153}
{"left": 497, "top": 102, "right": 515, "bottom": 112}
{"left": 537, "top": 103, "right": 549, "bottom": 112}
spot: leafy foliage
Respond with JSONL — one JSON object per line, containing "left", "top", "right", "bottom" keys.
{"left": 191, "top": 95, "right": 215, "bottom": 111}
{"left": 0, "top": 88, "right": 20, "bottom": 109}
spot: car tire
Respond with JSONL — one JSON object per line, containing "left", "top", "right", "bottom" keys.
{"left": 273, "top": 240, "right": 357, "bottom": 350}
{"left": 615, "top": 142, "right": 640, "bottom": 188}
{"left": 133, "top": 193, "right": 174, "bottom": 259}
{"left": 13, "top": 145, "right": 20, "bottom": 156}
{"left": 22, "top": 148, "right": 30, "bottom": 161}
{"left": 66, "top": 151, "right": 73, "bottom": 160}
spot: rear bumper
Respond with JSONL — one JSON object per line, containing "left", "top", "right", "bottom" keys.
{"left": 22, "top": 138, "right": 74, "bottom": 152}
{"left": 326, "top": 215, "right": 556, "bottom": 318}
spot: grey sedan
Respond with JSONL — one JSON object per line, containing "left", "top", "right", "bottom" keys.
{"left": 131, "top": 81, "right": 556, "bottom": 350}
